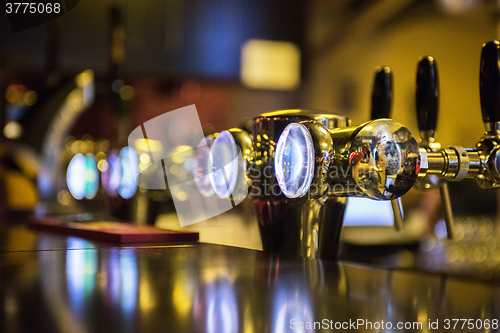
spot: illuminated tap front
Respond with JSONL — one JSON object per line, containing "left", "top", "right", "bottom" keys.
{"left": 275, "top": 119, "right": 420, "bottom": 200}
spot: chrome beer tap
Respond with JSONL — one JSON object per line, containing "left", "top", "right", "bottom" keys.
{"left": 475, "top": 40, "right": 500, "bottom": 188}
{"left": 209, "top": 128, "right": 254, "bottom": 203}
{"left": 193, "top": 128, "right": 254, "bottom": 201}
{"left": 275, "top": 117, "right": 421, "bottom": 201}
{"left": 417, "top": 41, "right": 500, "bottom": 188}
{"left": 413, "top": 56, "right": 455, "bottom": 239}
{"left": 370, "top": 66, "right": 404, "bottom": 231}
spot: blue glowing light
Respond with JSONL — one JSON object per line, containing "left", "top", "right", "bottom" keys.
{"left": 119, "top": 147, "right": 138, "bottom": 199}
{"left": 344, "top": 198, "right": 395, "bottom": 226}
{"left": 205, "top": 279, "right": 238, "bottom": 333}
{"left": 85, "top": 154, "right": 99, "bottom": 199}
{"left": 273, "top": 281, "right": 313, "bottom": 333}
{"left": 66, "top": 237, "right": 97, "bottom": 314}
{"left": 102, "top": 151, "right": 121, "bottom": 197}
{"left": 67, "top": 154, "right": 87, "bottom": 200}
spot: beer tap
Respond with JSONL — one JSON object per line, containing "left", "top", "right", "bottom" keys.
{"left": 370, "top": 66, "right": 404, "bottom": 231}
{"left": 416, "top": 41, "right": 500, "bottom": 195}
{"left": 414, "top": 56, "right": 455, "bottom": 239}
{"left": 475, "top": 40, "right": 500, "bottom": 188}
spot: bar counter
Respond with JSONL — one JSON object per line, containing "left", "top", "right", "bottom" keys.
{"left": 1, "top": 224, "right": 500, "bottom": 332}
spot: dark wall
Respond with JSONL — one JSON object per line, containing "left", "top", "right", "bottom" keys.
{"left": 0, "top": 0, "right": 307, "bottom": 79}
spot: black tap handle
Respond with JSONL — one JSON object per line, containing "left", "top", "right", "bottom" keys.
{"left": 480, "top": 40, "right": 500, "bottom": 124}
{"left": 369, "top": 67, "right": 403, "bottom": 231}
{"left": 370, "top": 67, "right": 393, "bottom": 120}
{"left": 416, "top": 56, "right": 439, "bottom": 132}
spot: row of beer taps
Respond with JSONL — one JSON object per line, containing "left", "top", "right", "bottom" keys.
{"left": 195, "top": 40, "right": 500, "bottom": 244}
{"left": 414, "top": 41, "right": 500, "bottom": 239}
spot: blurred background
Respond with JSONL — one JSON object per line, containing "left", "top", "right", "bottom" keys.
{"left": 1, "top": 0, "right": 496, "bottom": 140}
{"left": 1, "top": 0, "right": 500, "bottom": 277}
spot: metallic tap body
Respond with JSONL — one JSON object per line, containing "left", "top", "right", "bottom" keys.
{"left": 250, "top": 111, "right": 349, "bottom": 260}
{"left": 418, "top": 136, "right": 500, "bottom": 186}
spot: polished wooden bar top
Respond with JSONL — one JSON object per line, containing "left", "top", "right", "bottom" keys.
{"left": 1, "top": 224, "right": 500, "bottom": 332}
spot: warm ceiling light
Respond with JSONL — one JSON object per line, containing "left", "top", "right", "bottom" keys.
{"left": 240, "top": 39, "right": 301, "bottom": 90}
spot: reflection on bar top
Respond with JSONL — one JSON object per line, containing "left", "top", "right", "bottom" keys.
{"left": 1, "top": 235, "right": 500, "bottom": 332}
